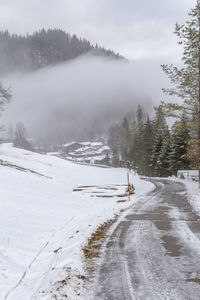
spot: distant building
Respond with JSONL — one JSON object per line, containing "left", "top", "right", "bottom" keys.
{"left": 60, "top": 140, "right": 111, "bottom": 166}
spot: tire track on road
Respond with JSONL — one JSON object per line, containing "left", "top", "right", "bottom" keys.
{"left": 94, "top": 179, "right": 200, "bottom": 300}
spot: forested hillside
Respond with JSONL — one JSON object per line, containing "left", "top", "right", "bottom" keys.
{"left": 0, "top": 29, "right": 123, "bottom": 75}
{"left": 108, "top": 105, "right": 191, "bottom": 176}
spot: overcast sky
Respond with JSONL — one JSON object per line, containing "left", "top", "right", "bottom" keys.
{"left": 0, "top": 0, "right": 196, "bottom": 61}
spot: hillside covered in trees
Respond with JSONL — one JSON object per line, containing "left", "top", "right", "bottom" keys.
{"left": 0, "top": 29, "right": 123, "bottom": 76}
{"left": 108, "top": 105, "right": 191, "bottom": 177}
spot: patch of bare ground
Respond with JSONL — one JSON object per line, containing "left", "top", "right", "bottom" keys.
{"left": 73, "top": 185, "right": 131, "bottom": 198}
{"left": 186, "top": 278, "right": 200, "bottom": 285}
{"left": 83, "top": 217, "right": 118, "bottom": 261}
{"left": 45, "top": 212, "right": 125, "bottom": 299}
{"left": 42, "top": 267, "right": 89, "bottom": 299}
{"left": 82, "top": 212, "right": 123, "bottom": 281}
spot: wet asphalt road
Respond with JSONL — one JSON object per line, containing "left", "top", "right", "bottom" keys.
{"left": 94, "top": 179, "right": 200, "bottom": 300}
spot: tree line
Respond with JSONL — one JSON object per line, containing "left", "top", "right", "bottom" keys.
{"left": 0, "top": 29, "right": 123, "bottom": 76}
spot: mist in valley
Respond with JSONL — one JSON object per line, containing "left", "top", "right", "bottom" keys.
{"left": 1, "top": 55, "right": 169, "bottom": 145}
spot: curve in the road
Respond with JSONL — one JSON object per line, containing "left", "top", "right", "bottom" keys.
{"left": 94, "top": 180, "right": 200, "bottom": 300}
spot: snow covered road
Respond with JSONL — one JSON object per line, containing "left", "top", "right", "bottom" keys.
{"left": 94, "top": 179, "right": 200, "bottom": 300}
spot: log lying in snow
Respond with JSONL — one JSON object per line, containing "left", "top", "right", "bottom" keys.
{"left": 73, "top": 184, "right": 135, "bottom": 199}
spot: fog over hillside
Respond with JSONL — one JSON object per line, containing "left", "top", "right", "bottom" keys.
{"left": 1, "top": 55, "right": 168, "bottom": 144}
{"left": 0, "top": 29, "right": 123, "bottom": 76}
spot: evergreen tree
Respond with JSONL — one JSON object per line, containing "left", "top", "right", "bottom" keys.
{"left": 156, "top": 134, "right": 171, "bottom": 177}
{"left": 161, "top": 1, "right": 200, "bottom": 119}
{"left": 129, "top": 106, "right": 145, "bottom": 174}
{"left": 169, "top": 117, "right": 191, "bottom": 174}
{"left": 150, "top": 106, "right": 169, "bottom": 176}
{"left": 161, "top": 2, "right": 200, "bottom": 178}
{"left": 108, "top": 103, "right": 191, "bottom": 177}
{"left": 142, "top": 116, "right": 154, "bottom": 175}
{"left": 151, "top": 131, "right": 164, "bottom": 176}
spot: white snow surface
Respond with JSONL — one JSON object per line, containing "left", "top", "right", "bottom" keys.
{"left": 181, "top": 179, "right": 200, "bottom": 216}
{"left": 0, "top": 143, "right": 154, "bottom": 300}
{"left": 169, "top": 176, "right": 200, "bottom": 217}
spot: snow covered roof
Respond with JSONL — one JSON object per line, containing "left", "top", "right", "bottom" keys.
{"left": 62, "top": 141, "right": 77, "bottom": 147}
{"left": 95, "top": 146, "right": 110, "bottom": 154}
{"left": 62, "top": 141, "right": 91, "bottom": 147}
{"left": 74, "top": 147, "right": 85, "bottom": 153}
{"left": 90, "top": 142, "right": 103, "bottom": 147}
{"left": 80, "top": 142, "right": 91, "bottom": 146}
{"left": 101, "top": 146, "right": 110, "bottom": 151}
{"left": 91, "top": 155, "right": 106, "bottom": 160}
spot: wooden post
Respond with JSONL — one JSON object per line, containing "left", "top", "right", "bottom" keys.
{"left": 128, "top": 191, "right": 130, "bottom": 201}
{"left": 127, "top": 171, "right": 130, "bottom": 201}
{"left": 127, "top": 172, "right": 130, "bottom": 186}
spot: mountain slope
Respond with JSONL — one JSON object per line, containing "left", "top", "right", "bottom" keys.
{"left": 0, "top": 29, "right": 123, "bottom": 76}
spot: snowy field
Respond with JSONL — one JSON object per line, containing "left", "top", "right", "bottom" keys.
{"left": 0, "top": 144, "right": 154, "bottom": 300}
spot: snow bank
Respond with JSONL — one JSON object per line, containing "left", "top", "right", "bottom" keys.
{"left": 0, "top": 143, "right": 154, "bottom": 300}
{"left": 182, "top": 179, "right": 200, "bottom": 216}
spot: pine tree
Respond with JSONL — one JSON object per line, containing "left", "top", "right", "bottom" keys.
{"left": 169, "top": 117, "right": 191, "bottom": 174}
{"left": 161, "top": 2, "right": 200, "bottom": 118}
{"left": 157, "top": 134, "right": 171, "bottom": 177}
{"left": 151, "top": 131, "right": 164, "bottom": 176}
{"left": 128, "top": 106, "right": 145, "bottom": 174}
{"left": 142, "top": 116, "right": 154, "bottom": 175}
{"left": 150, "top": 106, "right": 169, "bottom": 176}
{"left": 161, "top": 1, "right": 200, "bottom": 179}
